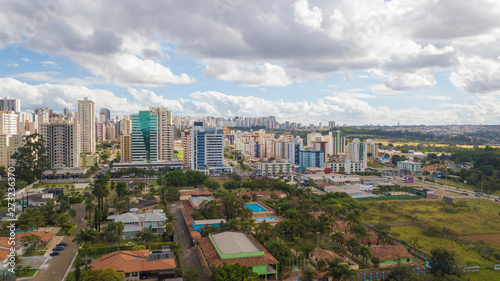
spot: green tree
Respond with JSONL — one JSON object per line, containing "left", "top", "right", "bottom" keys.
{"left": 11, "top": 133, "right": 51, "bottom": 184}
{"left": 74, "top": 255, "right": 82, "bottom": 281}
{"left": 429, "top": 248, "right": 460, "bottom": 277}
{"left": 73, "top": 228, "right": 100, "bottom": 270}
{"left": 300, "top": 265, "right": 317, "bottom": 281}
{"left": 165, "top": 187, "right": 180, "bottom": 202}
{"left": 79, "top": 268, "right": 124, "bottom": 281}
{"left": 203, "top": 179, "right": 221, "bottom": 190}
{"left": 115, "top": 182, "right": 128, "bottom": 197}
{"left": 212, "top": 262, "right": 259, "bottom": 281}
{"left": 183, "top": 269, "right": 200, "bottom": 281}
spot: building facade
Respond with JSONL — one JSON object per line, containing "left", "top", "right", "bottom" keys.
{"left": 299, "top": 150, "right": 325, "bottom": 168}
{"left": 131, "top": 111, "right": 158, "bottom": 162}
{"left": 190, "top": 125, "right": 225, "bottom": 171}
{"left": 41, "top": 120, "right": 81, "bottom": 168}
{"left": 0, "top": 97, "right": 20, "bottom": 113}
{"left": 77, "top": 97, "right": 95, "bottom": 154}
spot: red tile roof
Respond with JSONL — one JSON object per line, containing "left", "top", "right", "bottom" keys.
{"left": 370, "top": 245, "right": 413, "bottom": 261}
{"left": 91, "top": 250, "right": 176, "bottom": 273}
{"left": 0, "top": 248, "right": 10, "bottom": 260}
{"left": 16, "top": 232, "right": 55, "bottom": 243}
{"left": 343, "top": 231, "right": 379, "bottom": 245}
{"left": 311, "top": 248, "right": 342, "bottom": 261}
{"left": 180, "top": 191, "right": 214, "bottom": 197}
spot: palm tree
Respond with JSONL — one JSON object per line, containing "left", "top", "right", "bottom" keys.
{"left": 73, "top": 228, "right": 100, "bottom": 270}
{"left": 85, "top": 199, "right": 95, "bottom": 220}
{"left": 332, "top": 230, "right": 345, "bottom": 248}
{"left": 355, "top": 244, "right": 372, "bottom": 263}
{"left": 346, "top": 237, "right": 359, "bottom": 255}
{"left": 300, "top": 265, "right": 317, "bottom": 281}
{"left": 334, "top": 264, "right": 356, "bottom": 281}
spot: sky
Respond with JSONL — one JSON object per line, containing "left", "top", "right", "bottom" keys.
{"left": 0, "top": 0, "right": 499, "bottom": 125}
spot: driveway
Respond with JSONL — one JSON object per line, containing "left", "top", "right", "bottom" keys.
{"left": 169, "top": 201, "right": 208, "bottom": 281}
{"left": 31, "top": 202, "right": 87, "bottom": 281}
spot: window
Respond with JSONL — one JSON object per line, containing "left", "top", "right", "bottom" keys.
{"left": 132, "top": 272, "right": 138, "bottom": 276}
{"left": 407, "top": 259, "right": 410, "bottom": 262}
{"left": 125, "top": 273, "right": 130, "bottom": 277}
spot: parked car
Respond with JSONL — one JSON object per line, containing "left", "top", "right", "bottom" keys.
{"left": 462, "top": 192, "right": 468, "bottom": 195}
{"left": 53, "top": 246, "right": 65, "bottom": 251}
{"left": 49, "top": 251, "right": 60, "bottom": 256}
{"left": 57, "top": 242, "right": 67, "bottom": 247}
{"left": 495, "top": 199, "right": 500, "bottom": 202}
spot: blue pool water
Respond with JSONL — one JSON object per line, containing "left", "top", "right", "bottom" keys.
{"left": 245, "top": 203, "right": 267, "bottom": 212}
{"left": 14, "top": 228, "right": 38, "bottom": 233}
{"left": 255, "top": 217, "right": 277, "bottom": 222}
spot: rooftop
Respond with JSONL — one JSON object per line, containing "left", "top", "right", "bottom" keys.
{"left": 211, "top": 232, "right": 261, "bottom": 255}
{"left": 370, "top": 245, "right": 413, "bottom": 261}
{"left": 91, "top": 250, "right": 176, "bottom": 273}
{"left": 189, "top": 196, "right": 215, "bottom": 207}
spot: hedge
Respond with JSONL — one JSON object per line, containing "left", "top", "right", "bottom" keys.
{"left": 78, "top": 242, "right": 176, "bottom": 256}
{"left": 69, "top": 196, "right": 83, "bottom": 204}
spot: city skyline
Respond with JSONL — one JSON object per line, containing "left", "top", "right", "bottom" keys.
{"left": 0, "top": 1, "right": 500, "bottom": 125}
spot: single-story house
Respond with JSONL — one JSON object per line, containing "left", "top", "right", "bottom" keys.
{"left": 369, "top": 245, "right": 413, "bottom": 268}
{"left": 91, "top": 249, "right": 176, "bottom": 281}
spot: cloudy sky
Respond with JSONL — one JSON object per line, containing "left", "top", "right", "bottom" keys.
{"left": 1, "top": 0, "right": 499, "bottom": 125}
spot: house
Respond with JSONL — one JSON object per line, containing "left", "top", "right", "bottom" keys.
{"left": 188, "top": 196, "right": 215, "bottom": 209}
{"left": 179, "top": 191, "right": 213, "bottom": 201}
{"left": 369, "top": 245, "right": 413, "bottom": 268}
{"left": 128, "top": 181, "right": 152, "bottom": 194}
{"left": 198, "top": 231, "right": 279, "bottom": 279}
{"left": 91, "top": 249, "right": 176, "bottom": 281}
{"left": 131, "top": 196, "right": 160, "bottom": 214}
{"left": 43, "top": 187, "right": 67, "bottom": 197}
{"left": 343, "top": 231, "right": 380, "bottom": 247}
{"left": 0, "top": 237, "right": 24, "bottom": 258}
{"left": 0, "top": 209, "right": 21, "bottom": 221}
{"left": 16, "top": 232, "right": 55, "bottom": 246}
{"left": 21, "top": 193, "right": 55, "bottom": 207}
{"left": 107, "top": 209, "right": 166, "bottom": 238}
{"left": 310, "top": 248, "right": 359, "bottom": 270}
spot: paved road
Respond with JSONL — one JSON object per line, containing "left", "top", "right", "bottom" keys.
{"left": 169, "top": 202, "right": 208, "bottom": 281}
{"left": 32, "top": 202, "right": 87, "bottom": 281}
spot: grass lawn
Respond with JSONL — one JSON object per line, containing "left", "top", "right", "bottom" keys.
{"left": 362, "top": 199, "right": 500, "bottom": 269}
{"left": 435, "top": 178, "right": 477, "bottom": 191}
{"left": 462, "top": 270, "right": 500, "bottom": 281}
{"left": 362, "top": 199, "right": 500, "bottom": 236}
{"left": 390, "top": 224, "right": 489, "bottom": 267}
{"left": 16, "top": 269, "right": 37, "bottom": 278}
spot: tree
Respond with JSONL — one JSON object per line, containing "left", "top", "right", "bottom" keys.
{"left": 183, "top": 269, "right": 200, "bottom": 281}
{"left": 137, "top": 230, "right": 157, "bottom": 244}
{"left": 135, "top": 182, "right": 146, "bottom": 195}
{"left": 203, "top": 179, "right": 221, "bottom": 190}
{"left": 73, "top": 228, "right": 100, "bottom": 270}
{"left": 165, "top": 187, "right": 180, "bottom": 202}
{"left": 354, "top": 244, "right": 371, "bottom": 263}
{"left": 11, "top": 134, "right": 51, "bottom": 184}
{"left": 79, "top": 268, "right": 124, "bottom": 281}
{"left": 115, "top": 182, "right": 128, "bottom": 197}
{"left": 300, "top": 265, "right": 317, "bottom": 281}
{"left": 212, "top": 262, "right": 259, "bottom": 281}
{"left": 74, "top": 255, "right": 82, "bottom": 281}
{"left": 429, "top": 248, "right": 460, "bottom": 277}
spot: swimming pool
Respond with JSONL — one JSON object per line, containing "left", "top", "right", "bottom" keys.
{"left": 245, "top": 203, "right": 267, "bottom": 212}
{"left": 255, "top": 217, "right": 277, "bottom": 222}
{"left": 14, "top": 228, "right": 38, "bottom": 233}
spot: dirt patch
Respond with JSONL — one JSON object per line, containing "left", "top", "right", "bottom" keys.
{"left": 463, "top": 234, "right": 500, "bottom": 249}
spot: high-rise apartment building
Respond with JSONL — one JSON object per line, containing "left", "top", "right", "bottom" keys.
{"left": 299, "top": 150, "right": 324, "bottom": 168}
{"left": 328, "top": 130, "right": 345, "bottom": 156}
{"left": 8, "top": 134, "right": 26, "bottom": 167}
{"left": 189, "top": 125, "right": 224, "bottom": 171}
{"left": 41, "top": 120, "right": 81, "bottom": 168}
{"left": 96, "top": 122, "right": 105, "bottom": 142}
{"left": 181, "top": 130, "right": 191, "bottom": 166}
{"left": 152, "top": 108, "right": 174, "bottom": 161}
{"left": 0, "top": 97, "right": 20, "bottom": 113}
{"left": 0, "top": 135, "right": 9, "bottom": 167}
{"left": 347, "top": 138, "right": 367, "bottom": 169}
{"left": 120, "top": 134, "right": 132, "bottom": 162}
{"left": 100, "top": 108, "right": 111, "bottom": 124}
{"left": 131, "top": 111, "right": 158, "bottom": 162}
{"left": 77, "top": 97, "right": 95, "bottom": 154}
{"left": 365, "top": 139, "right": 379, "bottom": 157}
{"left": 0, "top": 111, "right": 18, "bottom": 135}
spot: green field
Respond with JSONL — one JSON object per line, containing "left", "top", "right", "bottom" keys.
{"left": 362, "top": 199, "right": 500, "bottom": 270}
{"left": 362, "top": 199, "right": 500, "bottom": 236}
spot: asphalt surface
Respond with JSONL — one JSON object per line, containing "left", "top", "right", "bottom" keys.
{"left": 31, "top": 202, "right": 87, "bottom": 281}
{"left": 169, "top": 202, "right": 208, "bottom": 281}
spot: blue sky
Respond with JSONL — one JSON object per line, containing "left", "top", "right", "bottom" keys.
{"left": 0, "top": 0, "right": 499, "bottom": 125}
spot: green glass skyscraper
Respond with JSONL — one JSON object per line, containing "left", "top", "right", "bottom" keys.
{"left": 131, "top": 111, "right": 158, "bottom": 162}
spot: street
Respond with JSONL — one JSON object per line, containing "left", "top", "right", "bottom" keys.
{"left": 31, "top": 202, "right": 87, "bottom": 281}
{"left": 169, "top": 202, "right": 208, "bottom": 281}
